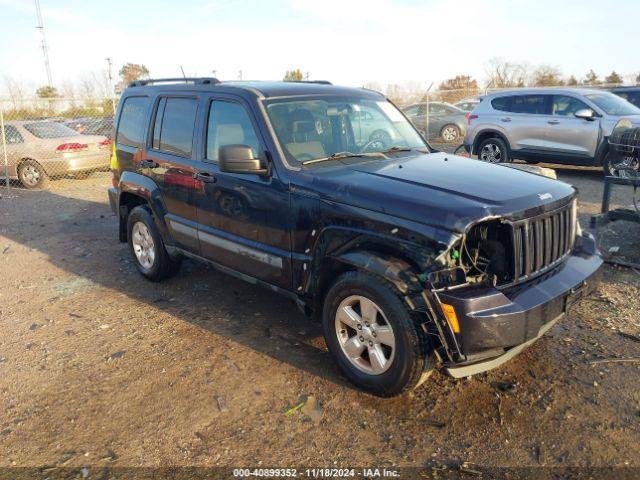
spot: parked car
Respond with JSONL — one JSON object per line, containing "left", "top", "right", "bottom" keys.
{"left": 82, "top": 116, "right": 114, "bottom": 138}
{"left": 64, "top": 117, "right": 96, "bottom": 134}
{"left": 402, "top": 101, "right": 466, "bottom": 142}
{"left": 463, "top": 88, "right": 640, "bottom": 176}
{"left": 454, "top": 98, "right": 480, "bottom": 112}
{"left": 2, "top": 120, "right": 111, "bottom": 189}
{"left": 108, "top": 78, "right": 602, "bottom": 396}
{"left": 609, "top": 86, "right": 640, "bottom": 109}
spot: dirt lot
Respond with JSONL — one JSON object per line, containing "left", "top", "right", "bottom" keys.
{"left": 0, "top": 163, "right": 639, "bottom": 478}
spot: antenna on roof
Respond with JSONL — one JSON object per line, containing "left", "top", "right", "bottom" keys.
{"left": 180, "top": 66, "right": 186, "bottom": 79}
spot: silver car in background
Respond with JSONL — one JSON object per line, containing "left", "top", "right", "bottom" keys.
{"left": 1, "top": 121, "right": 111, "bottom": 189}
{"left": 463, "top": 88, "right": 640, "bottom": 176}
{"left": 402, "top": 101, "right": 467, "bottom": 142}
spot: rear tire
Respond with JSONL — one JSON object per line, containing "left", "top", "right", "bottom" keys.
{"left": 127, "top": 206, "right": 181, "bottom": 281}
{"left": 17, "top": 160, "right": 48, "bottom": 189}
{"left": 322, "top": 271, "right": 434, "bottom": 397}
{"left": 440, "top": 124, "right": 461, "bottom": 143}
{"left": 478, "top": 137, "right": 510, "bottom": 163}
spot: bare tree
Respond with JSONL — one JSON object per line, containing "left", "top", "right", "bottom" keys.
{"left": 531, "top": 65, "right": 564, "bottom": 86}
{"left": 484, "top": 57, "right": 529, "bottom": 89}
{"left": 2, "top": 75, "right": 27, "bottom": 110}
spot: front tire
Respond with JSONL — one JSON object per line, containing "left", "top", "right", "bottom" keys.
{"left": 322, "top": 271, "right": 434, "bottom": 397}
{"left": 478, "top": 137, "right": 510, "bottom": 163}
{"left": 127, "top": 206, "right": 181, "bottom": 281}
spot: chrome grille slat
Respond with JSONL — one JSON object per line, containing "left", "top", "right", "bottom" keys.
{"left": 511, "top": 202, "right": 574, "bottom": 282}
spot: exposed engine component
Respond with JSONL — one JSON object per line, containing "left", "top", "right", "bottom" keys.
{"left": 459, "top": 220, "right": 513, "bottom": 285}
{"left": 609, "top": 119, "right": 640, "bottom": 178}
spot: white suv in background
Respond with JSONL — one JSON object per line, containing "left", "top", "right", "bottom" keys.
{"left": 463, "top": 88, "right": 640, "bottom": 176}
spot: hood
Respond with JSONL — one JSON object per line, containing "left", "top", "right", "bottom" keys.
{"left": 297, "top": 152, "right": 575, "bottom": 233}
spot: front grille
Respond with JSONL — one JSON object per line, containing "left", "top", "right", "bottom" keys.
{"left": 511, "top": 201, "right": 575, "bottom": 281}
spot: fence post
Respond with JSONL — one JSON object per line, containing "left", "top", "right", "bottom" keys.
{"left": 0, "top": 104, "right": 9, "bottom": 192}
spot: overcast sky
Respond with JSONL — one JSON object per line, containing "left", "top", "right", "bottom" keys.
{"left": 0, "top": 0, "right": 637, "bottom": 92}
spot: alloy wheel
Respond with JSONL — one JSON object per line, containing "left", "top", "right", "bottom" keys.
{"left": 334, "top": 295, "right": 396, "bottom": 375}
{"left": 480, "top": 143, "right": 502, "bottom": 163}
{"left": 131, "top": 221, "right": 156, "bottom": 270}
{"left": 21, "top": 164, "right": 42, "bottom": 186}
{"left": 441, "top": 126, "right": 459, "bottom": 142}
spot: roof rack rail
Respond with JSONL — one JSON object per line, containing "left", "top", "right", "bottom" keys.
{"left": 286, "top": 80, "right": 332, "bottom": 85}
{"left": 128, "top": 77, "right": 221, "bottom": 87}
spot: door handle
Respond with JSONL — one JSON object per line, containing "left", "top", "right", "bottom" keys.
{"left": 139, "top": 160, "right": 159, "bottom": 168}
{"left": 547, "top": 120, "right": 560, "bottom": 125}
{"left": 500, "top": 117, "right": 511, "bottom": 123}
{"left": 193, "top": 171, "right": 216, "bottom": 183}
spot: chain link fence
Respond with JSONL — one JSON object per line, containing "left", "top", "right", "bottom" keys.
{"left": 0, "top": 83, "right": 628, "bottom": 192}
{"left": 0, "top": 97, "right": 116, "bottom": 192}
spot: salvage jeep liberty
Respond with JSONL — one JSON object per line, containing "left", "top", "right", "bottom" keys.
{"left": 108, "top": 78, "right": 603, "bottom": 396}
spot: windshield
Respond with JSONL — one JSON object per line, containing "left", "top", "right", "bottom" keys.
{"left": 264, "top": 96, "right": 428, "bottom": 166}
{"left": 24, "top": 122, "right": 81, "bottom": 139}
{"left": 585, "top": 92, "right": 640, "bottom": 116}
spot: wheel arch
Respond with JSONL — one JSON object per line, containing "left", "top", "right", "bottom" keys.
{"left": 117, "top": 171, "right": 172, "bottom": 244}
{"left": 472, "top": 129, "right": 511, "bottom": 156}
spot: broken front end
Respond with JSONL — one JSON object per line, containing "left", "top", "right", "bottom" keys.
{"left": 424, "top": 198, "right": 603, "bottom": 377}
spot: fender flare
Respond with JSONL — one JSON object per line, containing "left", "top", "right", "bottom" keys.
{"left": 117, "top": 171, "right": 173, "bottom": 244}
{"left": 332, "top": 249, "right": 423, "bottom": 297}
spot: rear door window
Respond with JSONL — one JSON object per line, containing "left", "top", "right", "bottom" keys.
{"left": 510, "top": 95, "right": 550, "bottom": 114}
{"left": 152, "top": 97, "right": 198, "bottom": 157}
{"left": 116, "top": 96, "right": 150, "bottom": 148}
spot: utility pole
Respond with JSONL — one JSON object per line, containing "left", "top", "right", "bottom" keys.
{"left": 105, "top": 57, "right": 115, "bottom": 114}
{"left": 34, "top": 0, "right": 53, "bottom": 87}
{"left": 105, "top": 57, "right": 113, "bottom": 93}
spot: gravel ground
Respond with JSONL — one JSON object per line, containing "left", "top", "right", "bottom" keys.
{"left": 0, "top": 161, "right": 639, "bottom": 478}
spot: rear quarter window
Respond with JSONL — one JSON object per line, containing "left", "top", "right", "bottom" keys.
{"left": 116, "top": 96, "right": 150, "bottom": 148}
{"left": 491, "top": 96, "right": 511, "bottom": 111}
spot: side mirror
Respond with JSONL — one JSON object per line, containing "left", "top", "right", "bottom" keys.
{"left": 219, "top": 145, "right": 268, "bottom": 175}
{"left": 574, "top": 109, "right": 595, "bottom": 121}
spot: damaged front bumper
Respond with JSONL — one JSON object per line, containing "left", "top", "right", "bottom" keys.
{"left": 432, "top": 232, "right": 602, "bottom": 378}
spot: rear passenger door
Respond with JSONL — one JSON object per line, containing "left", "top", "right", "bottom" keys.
{"left": 546, "top": 95, "right": 599, "bottom": 160}
{"left": 142, "top": 95, "right": 203, "bottom": 253}
{"left": 501, "top": 94, "right": 551, "bottom": 151}
{"left": 192, "top": 96, "right": 292, "bottom": 289}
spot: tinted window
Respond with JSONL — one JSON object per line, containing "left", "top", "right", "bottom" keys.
{"left": 510, "top": 95, "right": 549, "bottom": 114}
{"left": 491, "top": 96, "right": 511, "bottom": 111}
{"left": 155, "top": 97, "right": 198, "bottom": 157}
{"left": 429, "top": 103, "right": 447, "bottom": 115}
{"left": 4, "top": 125, "right": 23, "bottom": 144}
{"left": 586, "top": 92, "right": 640, "bottom": 115}
{"left": 403, "top": 105, "right": 420, "bottom": 117}
{"left": 626, "top": 92, "right": 640, "bottom": 108}
{"left": 207, "top": 101, "right": 261, "bottom": 162}
{"left": 552, "top": 95, "right": 590, "bottom": 116}
{"left": 24, "top": 122, "right": 79, "bottom": 138}
{"left": 116, "top": 96, "right": 150, "bottom": 148}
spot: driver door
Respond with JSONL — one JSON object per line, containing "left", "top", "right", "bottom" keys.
{"left": 193, "top": 96, "right": 292, "bottom": 289}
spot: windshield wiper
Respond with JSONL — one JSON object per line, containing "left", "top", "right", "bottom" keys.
{"left": 380, "top": 146, "right": 428, "bottom": 154}
{"left": 302, "top": 151, "right": 370, "bottom": 165}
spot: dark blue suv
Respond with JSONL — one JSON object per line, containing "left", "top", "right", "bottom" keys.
{"left": 108, "top": 78, "right": 602, "bottom": 396}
